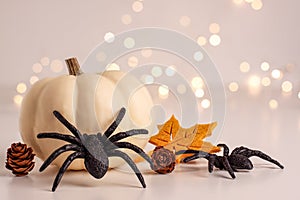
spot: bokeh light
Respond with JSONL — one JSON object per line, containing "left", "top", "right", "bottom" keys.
{"left": 32, "top": 63, "right": 43, "bottom": 74}
{"left": 240, "top": 61, "right": 250, "bottom": 73}
{"left": 128, "top": 56, "right": 139, "bottom": 67}
{"left": 281, "top": 81, "right": 293, "bottom": 93}
{"left": 30, "top": 76, "right": 39, "bottom": 85}
{"left": 151, "top": 66, "right": 163, "bottom": 77}
{"left": 191, "top": 76, "right": 204, "bottom": 89}
{"left": 158, "top": 85, "right": 169, "bottom": 99}
{"left": 14, "top": 95, "right": 23, "bottom": 106}
{"left": 209, "top": 34, "right": 221, "bottom": 46}
{"left": 16, "top": 83, "right": 27, "bottom": 94}
{"left": 201, "top": 99, "right": 211, "bottom": 109}
{"left": 260, "top": 62, "right": 270, "bottom": 71}
{"left": 209, "top": 23, "right": 220, "bottom": 34}
{"left": 132, "top": 1, "right": 144, "bottom": 13}
{"left": 179, "top": 16, "right": 191, "bottom": 27}
{"left": 261, "top": 77, "right": 271, "bottom": 87}
{"left": 193, "top": 51, "right": 204, "bottom": 62}
{"left": 123, "top": 37, "right": 135, "bottom": 49}
{"left": 50, "top": 59, "right": 63, "bottom": 73}
{"left": 40, "top": 57, "right": 50, "bottom": 66}
{"left": 197, "top": 36, "right": 207, "bottom": 46}
{"left": 104, "top": 32, "right": 115, "bottom": 43}
{"left": 251, "top": 0, "right": 263, "bottom": 10}
{"left": 271, "top": 69, "right": 282, "bottom": 80}
{"left": 269, "top": 99, "right": 278, "bottom": 110}
{"left": 298, "top": 91, "right": 300, "bottom": 99}
{"left": 229, "top": 82, "right": 239, "bottom": 92}
{"left": 106, "top": 63, "right": 120, "bottom": 71}
{"left": 195, "top": 88, "right": 205, "bottom": 98}
{"left": 165, "top": 66, "right": 176, "bottom": 77}
{"left": 121, "top": 14, "right": 132, "bottom": 25}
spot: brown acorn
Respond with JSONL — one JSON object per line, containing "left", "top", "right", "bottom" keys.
{"left": 151, "top": 146, "right": 176, "bottom": 174}
{"left": 6, "top": 142, "right": 35, "bottom": 176}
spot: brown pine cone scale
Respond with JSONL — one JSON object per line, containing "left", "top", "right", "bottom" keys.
{"left": 151, "top": 146, "right": 176, "bottom": 174}
{"left": 6, "top": 142, "right": 35, "bottom": 176}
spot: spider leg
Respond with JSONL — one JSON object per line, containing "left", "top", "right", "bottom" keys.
{"left": 182, "top": 153, "right": 201, "bottom": 163}
{"left": 220, "top": 156, "right": 236, "bottom": 179}
{"left": 207, "top": 154, "right": 217, "bottom": 173}
{"left": 51, "top": 151, "right": 84, "bottom": 192}
{"left": 108, "top": 149, "right": 146, "bottom": 188}
{"left": 53, "top": 110, "right": 82, "bottom": 139}
{"left": 217, "top": 144, "right": 230, "bottom": 156}
{"left": 110, "top": 142, "right": 152, "bottom": 165}
{"left": 104, "top": 107, "right": 126, "bottom": 139}
{"left": 37, "top": 132, "right": 81, "bottom": 145}
{"left": 108, "top": 129, "right": 148, "bottom": 143}
{"left": 231, "top": 146, "right": 284, "bottom": 169}
{"left": 40, "top": 144, "right": 83, "bottom": 172}
{"left": 176, "top": 150, "right": 209, "bottom": 163}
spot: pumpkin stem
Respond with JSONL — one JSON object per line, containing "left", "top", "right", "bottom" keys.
{"left": 65, "top": 57, "right": 82, "bottom": 76}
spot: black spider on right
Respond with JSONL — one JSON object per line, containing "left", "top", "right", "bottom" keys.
{"left": 176, "top": 144, "right": 284, "bottom": 178}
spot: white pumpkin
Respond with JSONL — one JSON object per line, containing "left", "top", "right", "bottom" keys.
{"left": 19, "top": 58, "right": 153, "bottom": 170}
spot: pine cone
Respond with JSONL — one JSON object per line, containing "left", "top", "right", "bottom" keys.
{"left": 6, "top": 142, "right": 35, "bottom": 176}
{"left": 151, "top": 146, "right": 176, "bottom": 174}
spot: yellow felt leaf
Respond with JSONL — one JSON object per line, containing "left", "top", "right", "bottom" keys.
{"left": 149, "top": 115, "right": 179, "bottom": 146}
{"left": 148, "top": 115, "right": 220, "bottom": 163}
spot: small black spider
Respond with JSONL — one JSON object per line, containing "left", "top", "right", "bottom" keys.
{"left": 37, "top": 107, "right": 152, "bottom": 191}
{"left": 176, "top": 143, "right": 284, "bottom": 178}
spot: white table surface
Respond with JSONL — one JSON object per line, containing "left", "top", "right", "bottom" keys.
{"left": 0, "top": 93, "right": 299, "bottom": 200}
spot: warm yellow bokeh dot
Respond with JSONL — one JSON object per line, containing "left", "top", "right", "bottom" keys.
{"left": 269, "top": 99, "right": 278, "bottom": 110}
{"left": 229, "top": 82, "right": 239, "bottom": 92}
{"left": 281, "top": 81, "right": 293, "bottom": 93}
{"left": 191, "top": 77, "right": 204, "bottom": 89}
{"left": 30, "top": 76, "right": 39, "bottom": 85}
{"left": 132, "top": 1, "right": 143, "bottom": 13}
{"left": 128, "top": 56, "right": 139, "bottom": 67}
{"left": 40, "top": 57, "right": 50, "bottom": 66}
{"left": 298, "top": 91, "right": 300, "bottom": 99}
{"left": 106, "top": 63, "right": 120, "bottom": 71}
{"left": 201, "top": 99, "right": 211, "bottom": 109}
{"left": 179, "top": 16, "right": 191, "bottom": 27}
{"left": 50, "top": 59, "right": 63, "bottom": 73}
{"left": 245, "top": 0, "right": 254, "bottom": 3}
{"left": 121, "top": 14, "right": 132, "bottom": 25}
{"left": 260, "top": 62, "right": 270, "bottom": 71}
{"left": 261, "top": 77, "right": 271, "bottom": 87}
{"left": 14, "top": 95, "right": 23, "bottom": 106}
{"left": 158, "top": 85, "right": 169, "bottom": 99}
{"left": 251, "top": 0, "right": 263, "bottom": 10}
{"left": 240, "top": 61, "right": 250, "bottom": 73}
{"left": 209, "top": 23, "right": 220, "bottom": 34}
{"left": 16, "top": 83, "right": 27, "bottom": 94}
{"left": 197, "top": 36, "right": 207, "bottom": 46}
{"left": 32, "top": 63, "right": 43, "bottom": 73}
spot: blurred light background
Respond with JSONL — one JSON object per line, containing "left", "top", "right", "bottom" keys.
{"left": 0, "top": 0, "right": 299, "bottom": 113}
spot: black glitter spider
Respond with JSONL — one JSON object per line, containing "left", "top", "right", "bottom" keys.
{"left": 37, "top": 107, "right": 152, "bottom": 191}
{"left": 176, "top": 143, "right": 284, "bottom": 178}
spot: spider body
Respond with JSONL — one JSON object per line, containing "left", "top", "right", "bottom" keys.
{"left": 176, "top": 143, "right": 283, "bottom": 179}
{"left": 37, "top": 107, "right": 152, "bottom": 191}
